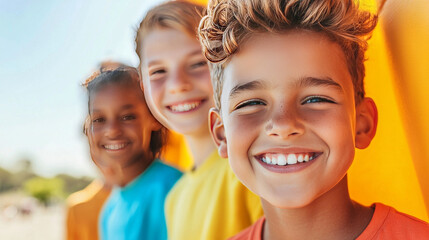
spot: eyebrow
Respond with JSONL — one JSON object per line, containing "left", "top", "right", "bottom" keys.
{"left": 229, "top": 80, "right": 265, "bottom": 99}
{"left": 297, "top": 76, "right": 342, "bottom": 90}
{"left": 121, "top": 104, "right": 136, "bottom": 110}
{"left": 90, "top": 104, "right": 136, "bottom": 113}
{"left": 147, "top": 49, "right": 204, "bottom": 67}
{"left": 228, "top": 76, "right": 342, "bottom": 99}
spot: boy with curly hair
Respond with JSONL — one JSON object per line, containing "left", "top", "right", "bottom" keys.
{"left": 199, "top": 0, "right": 429, "bottom": 239}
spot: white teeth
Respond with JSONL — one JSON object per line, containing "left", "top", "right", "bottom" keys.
{"left": 297, "top": 154, "right": 304, "bottom": 163}
{"left": 261, "top": 153, "right": 315, "bottom": 166}
{"left": 287, "top": 154, "right": 297, "bottom": 164}
{"left": 104, "top": 143, "right": 126, "bottom": 150}
{"left": 277, "top": 154, "right": 286, "bottom": 165}
{"left": 271, "top": 155, "right": 277, "bottom": 165}
{"left": 170, "top": 102, "right": 201, "bottom": 112}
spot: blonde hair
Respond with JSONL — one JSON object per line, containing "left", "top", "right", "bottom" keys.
{"left": 135, "top": 0, "right": 205, "bottom": 71}
{"left": 199, "top": 0, "right": 378, "bottom": 108}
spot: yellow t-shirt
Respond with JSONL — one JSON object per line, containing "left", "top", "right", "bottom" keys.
{"left": 65, "top": 179, "right": 111, "bottom": 240}
{"left": 165, "top": 151, "right": 263, "bottom": 240}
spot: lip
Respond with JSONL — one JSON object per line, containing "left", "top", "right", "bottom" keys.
{"left": 165, "top": 98, "right": 207, "bottom": 114}
{"left": 253, "top": 148, "right": 322, "bottom": 174}
{"left": 102, "top": 142, "right": 131, "bottom": 152}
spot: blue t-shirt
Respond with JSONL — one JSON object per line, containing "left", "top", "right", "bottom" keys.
{"left": 99, "top": 159, "right": 182, "bottom": 240}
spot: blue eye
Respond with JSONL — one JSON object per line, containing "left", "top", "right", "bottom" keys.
{"left": 302, "top": 96, "right": 335, "bottom": 104}
{"left": 235, "top": 100, "right": 266, "bottom": 109}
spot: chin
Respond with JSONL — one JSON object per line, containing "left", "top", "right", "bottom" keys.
{"left": 260, "top": 188, "right": 319, "bottom": 209}
{"left": 172, "top": 122, "right": 208, "bottom": 136}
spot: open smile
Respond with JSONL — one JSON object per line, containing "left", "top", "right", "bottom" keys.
{"left": 102, "top": 142, "right": 130, "bottom": 151}
{"left": 166, "top": 99, "right": 206, "bottom": 113}
{"left": 255, "top": 151, "right": 322, "bottom": 173}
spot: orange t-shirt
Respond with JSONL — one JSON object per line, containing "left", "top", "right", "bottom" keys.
{"left": 229, "top": 203, "right": 429, "bottom": 240}
{"left": 66, "top": 180, "right": 111, "bottom": 240}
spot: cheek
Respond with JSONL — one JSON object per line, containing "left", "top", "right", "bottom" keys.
{"left": 143, "top": 82, "right": 164, "bottom": 116}
{"left": 196, "top": 78, "right": 214, "bottom": 96}
{"left": 89, "top": 127, "right": 102, "bottom": 144}
{"left": 307, "top": 109, "right": 356, "bottom": 164}
{"left": 147, "top": 82, "right": 164, "bottom": 104}
{"left": 224, "top": 115, "right": 259, "bottom": 173}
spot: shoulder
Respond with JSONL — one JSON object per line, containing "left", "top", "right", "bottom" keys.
{"left": 151, "top": 160, "right": 182, "bottom": 178}
{"left": 358, "top": 203, "right": 429, "bottom": 239}
{"left": 382, "top": 203, "right": 429, "bottom": 234}
{"left": 133, "top": 160, "right": 182, "bottom": 194}
{"left": 150, "top": 160, "right": 182, "bottom": 187}
{"left": 228, "top": 217, "right": 265, "bottom": 240}
{"left": 65, "top": 180, "right": 104, "bottom": 207}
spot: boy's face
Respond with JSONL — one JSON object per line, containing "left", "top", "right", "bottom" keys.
{"left": 140, "top": 28, "right": 214, "bottom": 135}
{"left": 211, "top": 31, "right": 377, "bottom": 208}
{"left": 88, "top": 84, "right": 160, "bottom": 176}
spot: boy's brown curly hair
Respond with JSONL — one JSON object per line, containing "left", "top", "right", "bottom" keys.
{"left": 199, "top": 0, "right": 378, "bottom": 108}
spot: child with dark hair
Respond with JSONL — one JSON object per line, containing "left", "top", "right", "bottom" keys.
{"left": 85, "top": 66, "right": 182, "bottom": 240}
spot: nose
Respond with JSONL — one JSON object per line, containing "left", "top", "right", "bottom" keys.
{"left": 265, "top": 104, "right": 304, "bottom": 139}
{"left": 104, "top": 119, "right": 123, "bottom": 139}
{"left": 167, "top": 68, "right": 193, "bottom": 94}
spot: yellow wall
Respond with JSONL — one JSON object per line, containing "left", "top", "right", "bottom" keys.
{"left": 162, "top": 131, "right": 193, "bottom": 171}
{"left": 378, "top": 0, "right": 429, "bottom": 218}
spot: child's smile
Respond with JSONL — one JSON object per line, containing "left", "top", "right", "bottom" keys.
{"left": 166, "top": 98, "right": 208, "bottom": 113}
{"left": 254, "top": 149, "right": 322, "bottom": 173}
{"left": 213, "top": 30, "right": 366, "bottom": 208}
{"left": 102, "top": 142, "right": 130, "bottom": 151}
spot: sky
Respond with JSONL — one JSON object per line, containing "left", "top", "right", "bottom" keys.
{"left": 0, "top": 0, "right": 165, "bottom": 177}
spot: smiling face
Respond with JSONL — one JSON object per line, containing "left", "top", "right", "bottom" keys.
{"left": 211, "top": 30, "right": 377, "bottom": 208}
{"left": 140, "top": 28, "right": 214, "bottom": 136}
{"left": 88, "top": 83, "right": 160, "bottom": 183}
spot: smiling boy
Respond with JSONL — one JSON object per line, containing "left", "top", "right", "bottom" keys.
{"left": 199, "top": 0, "right": 429, "bottom": 239}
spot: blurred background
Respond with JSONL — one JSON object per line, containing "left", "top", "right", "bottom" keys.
{"left": 0, "top": 0, "right": 165, "bottom": 239}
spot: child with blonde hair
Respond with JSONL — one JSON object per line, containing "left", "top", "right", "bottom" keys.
{"left": 135, "top": 1, "right": 263, "bottom": 239}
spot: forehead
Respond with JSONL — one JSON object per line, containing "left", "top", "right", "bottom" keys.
{"left": 90, "top": 84, "right": 145, "bottom": 109}
{"left": 222, "top": 30, "right": 352, "bottom": 98}
{"left": 141, "top": 28, "right": 202, "bottom": 65}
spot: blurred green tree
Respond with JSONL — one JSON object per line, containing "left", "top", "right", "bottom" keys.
{"left": 23, "top": 177, "right": 65, "bottom": 206}
{"left": 56, "top": 173, "right": 92, "bottom": 195}
{"left": 0, "top": 167, "right": 14, "bottom": 192}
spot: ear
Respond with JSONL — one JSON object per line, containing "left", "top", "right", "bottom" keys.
{"left": 147, "top": 112, "right": 162, "bottom": 132}
{"left": 139, "top": 79, "right": 144, "bottom": 91}
{"left": 151, "top": 119, "right": 163, "bottom": 131}
{"left": 355, "top": 97, "right": 378, "bottom": 149}
{"left": 209, "top": 108, "right": 228, "bottom": 158}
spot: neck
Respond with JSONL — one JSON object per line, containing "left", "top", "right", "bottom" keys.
{"left": 262, "top": 176, "right": 373, "bottom": 240}
{"left": 184, "top": 128, "right": 216, "bottom": 169}
{"left": 117, "top": 153, "right": 153, "bottom": 187}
